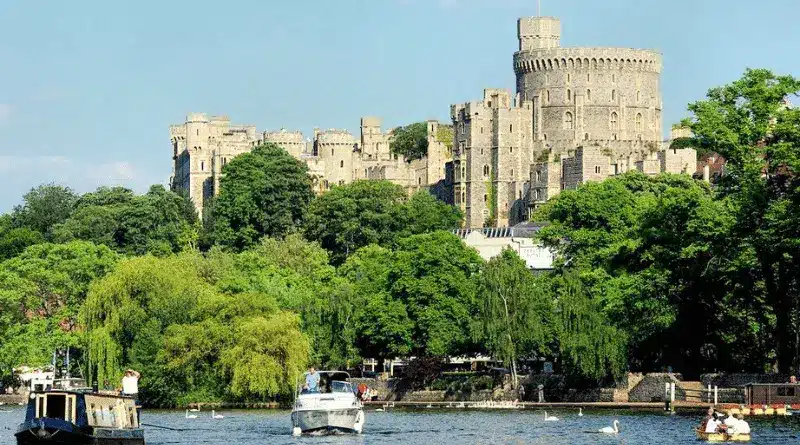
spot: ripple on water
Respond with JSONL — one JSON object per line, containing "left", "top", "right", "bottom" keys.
{"left": 1, "top": 407, "right": 799, "bottom": 445}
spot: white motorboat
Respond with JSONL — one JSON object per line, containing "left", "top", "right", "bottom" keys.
{"left": 290, "top": 371, "right": 364, "bottom": 435}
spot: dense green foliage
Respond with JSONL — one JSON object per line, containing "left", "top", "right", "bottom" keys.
{"left": 211, "top": 143, "right": 314, "bottom": 250}
{"left": 390, "top": 122, "right": 429, "bottom": 160}
{"left": 1, "top": 69, "right": 798, "bottom": 402}
{"left": 305, "top": 181, "right": 462, "bottom": 264}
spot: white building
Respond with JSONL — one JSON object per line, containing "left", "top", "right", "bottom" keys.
{"left": 453, "top": 222, "right": 554, "bottom": 270}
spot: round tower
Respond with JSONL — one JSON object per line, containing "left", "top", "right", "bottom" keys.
{"left": 513, "top": 17, "right": 663, "bottom": 143}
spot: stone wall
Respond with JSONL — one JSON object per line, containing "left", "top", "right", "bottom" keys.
{"left": 627, "top": 373, "right": 684, "bottom": 402}
{"left": 701, "top": 373, "right": 792, "bottom": 388}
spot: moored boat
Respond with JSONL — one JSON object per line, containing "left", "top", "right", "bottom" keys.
{"left": 290, "top": 371, "right": 364, "bottom": 435}
{"left": 15, "top": 389, "right": 144, "bottom": 445}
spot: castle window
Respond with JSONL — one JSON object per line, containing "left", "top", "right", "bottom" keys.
{"left": 543, "top": 134, "right": 547, "bottom": 141}
{"left": 511, "top": 169, "right": 514, "bottom": 177}
{"left": 324, "top": 180, "right": 329, "bottom": 189}
{"left": 201, "top": 161, "right": 204, "bottom": 171}
{"left": 340, "top": 160, "right": 344, "bottom": 168}
{"left": 567, "top": 89, "right": 572, "bottom": 101}
{"left": 563, "top": 112, "right": 574, "bottom": 130}
{"left": 196, "top": 129, "right": 199, "bottom": 136}
{"left": 612, "top": 74, "right": 616, "bottom": 83}
{"left": 487, "top": 101, "right": 492, "bottom": 107}
{"left": 587, "top": 73, "right": 590, "bottom": 82}
{"left": 546, "top": 90, "right": 550, "bottom": 103}
{"left": 585, "top": 133, "right": 590, "bottom": 140}
{"left": 461, "top": 190, "right": 466, "bottom": 203}
{"left": 364, "top": 169, "right": 367, "bottom": 177}
{"left": 586, "top": 89, "right": 591, "bottom": 101}
{"left": 536, "top": 171, "right": 541, "bottom": 182}
{"left": 610, "top": 112, "right": 619, "bottom": 129}
{"left": 461, "top": 166, "right": 466, "bottom": 179}
{"left": 339, "top": 180, "right": 345, "bottom": 186}
{"left": 595, "top": 166, "right": 601, "bottom": 174}
{"left": 483, "top": 165, "right": 490, "bottom": 178}
{"left": 613, "top": 133, "right": 618, "bottom": 140}
{"left": 567, "top": 73, "right": 571, "bottom": 82}
{"left": 509, "top": 124, "right": 513, "bottom": 132}
{"left": 519, "top": 190, "right": 523, "bottom": 199}
{"left": 636, "top": 113, "right": 643, "bottom": 132}
{"left": 418, "top": 177, "right": 422, "bottom": 185}
{"left": 481, "top": 127, "right": 483, "bottom": 134}
{"left": 484, "top": 194, "right": 488, "bottom": 203}
{"left": 637, "top": 91, "right": 641, "bottom": 102}
{"left": 331, "top": 148, "right": 334, "bottom": 156}
{"left": 612, "top": 90, "right": 617, "bottom": 101}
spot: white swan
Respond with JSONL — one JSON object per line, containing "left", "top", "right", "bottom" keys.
{"left": 212, "top": 410, "right": 224, "bottom": 419}
{"left": 599, "top": 420, "right": 620, "bottom": 434}
{"left": 544, "top": 411, "right": 559, "bottom": 421}
{"left": 578, "top": 407, "right": 583, "bottom": 417}
{"left": 185, "top": 409, "right": 197, "bottom": 419}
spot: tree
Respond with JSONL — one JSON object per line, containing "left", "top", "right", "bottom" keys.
{"left": 12, "top": 183, "right": 78, "bottom": 238}
{"left": 0, "top": 227, "right": 45, "bottom": 261}
{"left": 212, "top": 144, "right": 314, "bottom": 251}
{"left": 114, "top": 185, "right": 198, "bottom": 255}
{"left": 477, "top": 249, "right": 553, "bottom": 387}
{"left": 305, "top": 181, "right": 407, "bottom": 264}
{"left": 686, "top": 68, "right": 800, "bottom": 373}
{"left": 0, "top": 242, "right": 118, "bottom": 373}
{"left": 305, "top": 181, "right": 462, "bottom": 265}
{"left": 390, "top": 122, "right": 428, "bottom": 160}
{"left": 389, "top": 232, "right": 483, "bottom": 356}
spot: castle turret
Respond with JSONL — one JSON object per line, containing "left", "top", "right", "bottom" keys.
{"left": 518, "top": 17, "right": 561, "bottom": 51}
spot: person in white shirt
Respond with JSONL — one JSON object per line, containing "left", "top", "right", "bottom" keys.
{"left": 705, "top": 415, "right": 720, "bottom": 433}
{"left": 735, "top": 414, "right": 750, "bottom": 434}
{"left": 121, "top": 369, "right": 140, "bottom": 397}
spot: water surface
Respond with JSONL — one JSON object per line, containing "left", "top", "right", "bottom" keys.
{"left": 2, "top": 406, "right": 798, "bottom": 444}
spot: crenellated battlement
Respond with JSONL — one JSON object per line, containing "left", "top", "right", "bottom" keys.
{"left": 316, "top": 130, "right": 357, "bottom": 145}
{"left": 514, "top": 48, "right": 662, "bottom": 75}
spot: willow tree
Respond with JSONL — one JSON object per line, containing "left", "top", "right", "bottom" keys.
{"left": 477, "top": 249, "right": 553, "bottom": 388}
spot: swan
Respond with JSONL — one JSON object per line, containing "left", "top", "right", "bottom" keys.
{"left": 544, "top": 411, "right": 559, "bottom": 421}
{"left": 189, "top": 407, "right": 200, "bottom": 412}
{"left": 599, "top": 420, "right": 620, "bottom": 434}
{"left": 212, "top": 410, "right": 224, "bottom": 419}
{"left": 578, "top": 407, "right": 583, "bottom": 417}
{"left": 185, "top": 409, "right": 197, "bottom": 419}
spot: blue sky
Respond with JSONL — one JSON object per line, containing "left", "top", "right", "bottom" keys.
{"left": 0, "top": 0, "right": 798, "bottom": 212}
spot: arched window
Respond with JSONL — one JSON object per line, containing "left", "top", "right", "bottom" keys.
{"left": 586, "top": 89, "right": 591, "bottom": 101}
{"left": 635, "top": 113, "right": 643, "bottom": 132}
{"left": 612, "top": 89, "right": 617, "bottom": 101}
{"left": 563, "top": 112, "right": 574, "bottom": 130}
{"left": 567, "top": 89, "right": 572, "bottom": 101}
{"left": 567, "top": 73, "right": 571, "bottom": 82}
{"left": 536, "top": 171, "right": 541, "bottom": 182}
{"left": 340, "top": 160, "right": 344, "bottom": 168}
{"left": 610, "top": 112, "right": 619, "bottom": 129}
{"left": 483, "top": 165, "right": 490, "bottom": 178}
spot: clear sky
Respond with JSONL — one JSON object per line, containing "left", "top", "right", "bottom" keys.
{"left": 0, "top": 0, "right": 798, "bottom": 212}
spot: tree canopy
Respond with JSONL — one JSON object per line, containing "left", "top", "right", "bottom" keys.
{"left": 212, "top": 143, "right": 314, "bottom": 251}
{"left": 390, "top": 122, "right": 429, "bottom": 160}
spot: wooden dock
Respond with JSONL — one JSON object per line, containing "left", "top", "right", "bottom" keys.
{"left": 363, "top": 400, "right": 729, "bottom": 413}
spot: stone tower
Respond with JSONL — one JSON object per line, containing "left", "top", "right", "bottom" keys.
{"left": 514, "top": 16, "right": 662, "bottom": 144}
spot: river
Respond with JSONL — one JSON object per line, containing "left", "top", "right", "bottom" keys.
{"left": 1, "top": 406, "right": 798, "bottom": 444}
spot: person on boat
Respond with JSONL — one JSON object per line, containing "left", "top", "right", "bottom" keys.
{"left": 790, "top": 375, "right": 797, "bottom": 384}
{"left": 704, "top": 412, "right": 721, "bottom": 433}
{"left": 734, "top": 414, "right": 750, "bottom": 434}
{"left": 699, "top": 407, "right": 714, "bottom": 431}
{"left": 121, "top": 369, "right": 140, "bottom": 397}
{"left": 303, "top": 367, "right": 320, "bottom": 393}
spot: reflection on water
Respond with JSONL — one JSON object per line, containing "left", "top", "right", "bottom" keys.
{"left": 1, "top": 406, "right": 799, "bottom": 444}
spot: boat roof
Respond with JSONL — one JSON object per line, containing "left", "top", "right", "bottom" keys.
{"left": 30, "top": 389, "right": 136, "bottom": 399}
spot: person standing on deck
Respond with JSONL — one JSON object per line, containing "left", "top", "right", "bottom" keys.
{"left": 304, "top": 367, "right": 320, "bottom": 393}
{"left": 121, "top": 369, "right": 140, "bottom": 397}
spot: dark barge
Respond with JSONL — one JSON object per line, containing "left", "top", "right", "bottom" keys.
{"left": 15, "top": 389, "right": 144, "bottom": 445}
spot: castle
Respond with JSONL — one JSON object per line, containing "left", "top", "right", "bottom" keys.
{"left": 170, "top": 115, "right": 452, "bottom": 215}
{"left": 451, "top": 16, "right": 695, "bottom": 227}
{"left": 170, "top": 16, "right": 695, "bottom": 226}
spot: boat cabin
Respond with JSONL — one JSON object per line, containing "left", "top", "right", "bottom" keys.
{"left": 26, "top": 390, "right": 140, "bottom": 429}
{"left": 299, "top": 371, "right": 354, "bottom": 395}
{"left": 744, "top": 383, "right": 800, "bottom": 406}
